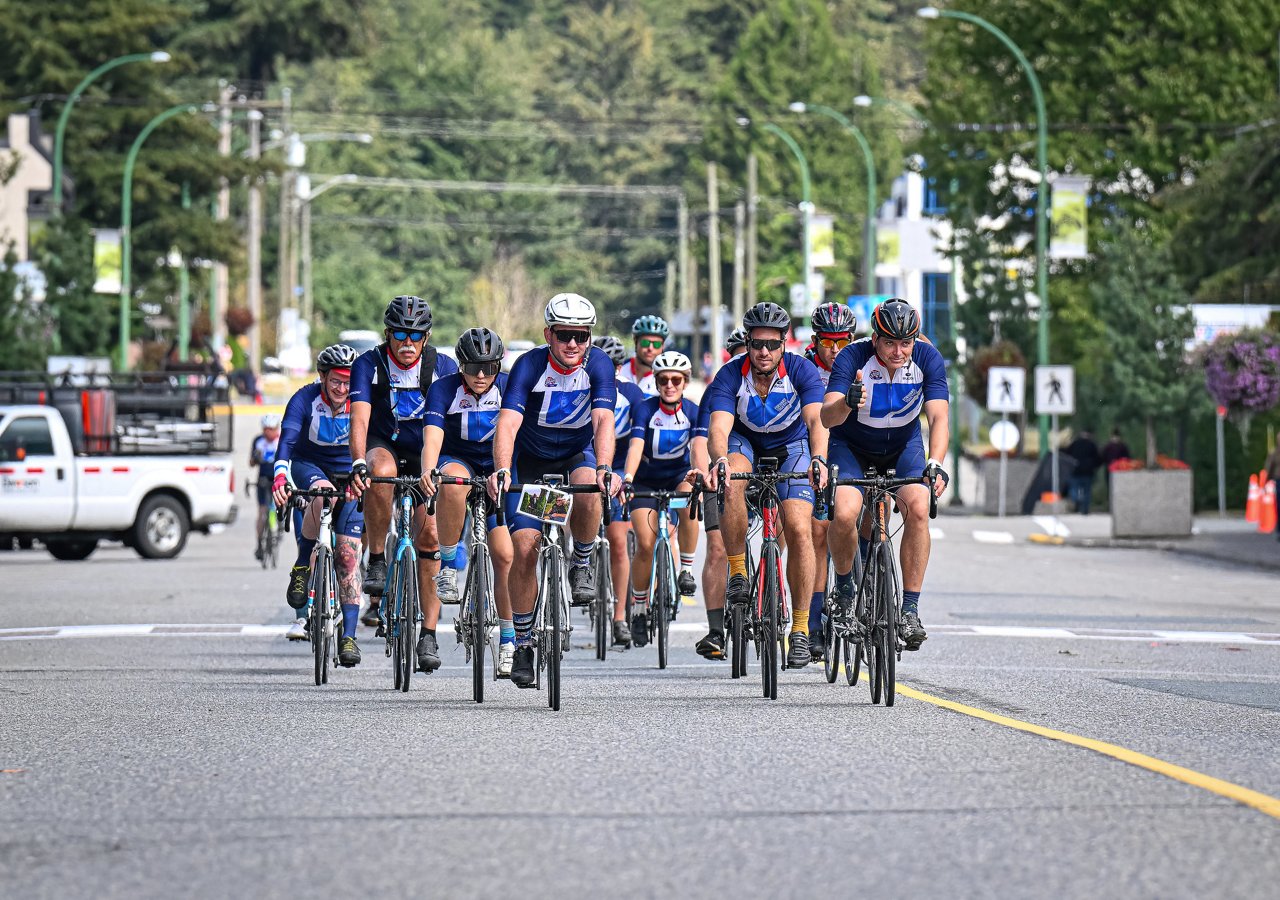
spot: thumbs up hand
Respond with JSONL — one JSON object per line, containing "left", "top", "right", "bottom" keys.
{"left": 845, "top": 370, "right": 866, "bottom": 411}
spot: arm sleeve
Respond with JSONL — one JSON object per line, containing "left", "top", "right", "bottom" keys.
{"left": 689, "top": 400, "right": 707, "bottom": 439}
{"left": 919, "top": 345, "right": 950, "bottom": 402}
{"left": 588, "top": 350, "right": 617, "bottom": 410}
{"left": 705, "top": 366, "right": 738, "bottom": 414}
{"left": 348, "top": 352, "right": 375, "bottom": 405}
{"left": 276, "top": 389, "right": 310, "bottom": 465}
{"left": 500, "top": 351, "right": 538, "bottom": 414}
{"left": 423, "top": 376, "right": 452, "bottom": 429}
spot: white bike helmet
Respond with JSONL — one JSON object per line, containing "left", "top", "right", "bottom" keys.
{"left": 261, "top": 414, "right": 281, "bottom": 428}
{"left": 544, "top": 292, "right": 598, "bottom": 328}
{"left": 652, "top": 350, "right": 692, "bottom": 379}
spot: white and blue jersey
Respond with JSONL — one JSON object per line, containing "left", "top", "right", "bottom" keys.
{"left": 250, "top": 435, "right": 278, "bottom": 480}
{"left": 350, "top": 347, "right": 459, "bottom": 452}
{"left": 631, "top": 396, "right": 704, "bottom": 486}
{"left": 611, "top": 380, "right": 648, "bottom": 470}
{"left": 705, "top": 352, "right": 825, "bottom": 451}
{"left": 424, "top": 372, "right": 508, "bottom": 473}
{"left": 616, "top": 357, "right": 657, "bottom": 398}
{"left": 804, "top": 346, "right": 835, "bottom": 388}
{"left": 502, "top": 345, "right": 616, "bottom": 460}
{"left": 825, "top": 338, "right": 949, "bottom": 456}
{"left": 275, "top": 383, "right": 353, "bottom": 478}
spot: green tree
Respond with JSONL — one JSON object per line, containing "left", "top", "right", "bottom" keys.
{"left": 35, "top": 216, "right": 105, "bottom": 357}
{"left": 0, "top": 245, "right": 48, "bottom": 370}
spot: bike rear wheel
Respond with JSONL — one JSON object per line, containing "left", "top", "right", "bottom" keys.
{"left": 729, "top": 604, "right": 745, "bottom": 679}
{"left": 822, "top": 611, "right": 840, "bottom": 683}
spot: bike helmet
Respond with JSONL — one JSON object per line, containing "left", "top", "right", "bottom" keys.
{"left": 652, "top": 350, "right": 693, "bottom": 378}
{"left": 543, "top": 292, "right": 597, "bottom": 327}
{"left": 261, "top": 414, "right": 281, "bottom": 428}
{"left": 455, "top": 327, "right": 505, "bottom": 364}
{"left": 384, "top": 295, "right": 433, "bottom": 332}
{"left": 742, "top": 301, "right": 791, "bottom": 334}
{"left": 592, "top": 335, "right": 628, "bottom": 366}
{"left": 631, "top": 314, "right": 670, "bottom": 338}
{"left": 724, "top": 327, "right": 748, "bottom": 355}
{"left": 811, "top": 302, "right": 856, "bottom": 335}
{"left": 871, "top": 298, "right": 921, "bottom": 340}
{"left": 316, "top": 343, "right": 358, "bottom": 373}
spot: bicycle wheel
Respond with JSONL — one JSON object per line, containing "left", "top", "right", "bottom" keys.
{"left": 268, "top": 521, "right": 279, "bottom": 569}
{"left": 593, "top": 540, "right": 610, "bottom": 660}
{"left": 822, "top": 610, "right": 840, "bottom": 684}
{"left": 869, "top": 547, "right": 886, "bottom": 705}
{"left": 386, "top": 556, "right": 403, "bottom": 690}
{"left": 760, "top": 543, "right": 780, "bottom": 700}
{"left": 310, "top": 551, "right": 330, "bottom": 686}
{"left": 546, "top": 547, "right": 564, "bottom": 711}
{"left": 655, "top": 540, "right": 673, "bottom": 670}
{"left": 878, "top": 542, "right": 900, "bottom": 707}
{"left": 400, "top": 554, "right": 418, "bottom": 693}
{"left": 729, "top": 604, "right": 745, "bottom": 679}
{"left": 469, "top": 546, "right": 491, "bottom": 703}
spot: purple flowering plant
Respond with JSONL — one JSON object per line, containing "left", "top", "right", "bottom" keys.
{"left": 1201, "top": 328, "right": 1280, "bottom": 423}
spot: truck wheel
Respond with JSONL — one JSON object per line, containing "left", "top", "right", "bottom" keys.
{"left": 133, "top": 495, "right": 190, "bottom": 559}
{"left": 47, "top": 538, "right": 99, "bottom": 561}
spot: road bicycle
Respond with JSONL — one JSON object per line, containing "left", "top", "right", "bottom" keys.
{"left": 257, "top": 502, "right": 280, "bottom": 569}
{"left": 280, "top": 479, "right": 350, "bottom": 686}
{"left": 624, "top": 486, "right": 703, "bottom": 670}
{"left": 369, "top": 475, "right": 425, "bottom": 693}
{"left": 588, "top": 501, "right": 618, "bottom": 660}
{"left": 823, "top": 466, "right": 936, "bottom": 707}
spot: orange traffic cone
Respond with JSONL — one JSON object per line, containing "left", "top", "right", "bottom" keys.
{"left": 1246, "top": 474, "right": 1261, "bottom": 522}
{"left": 1260, "top": 480, "right": 1278, "bottom": 534}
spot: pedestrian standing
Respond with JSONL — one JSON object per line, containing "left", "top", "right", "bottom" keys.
{"left": 1065, "top": 429, "right": 1103, "bottom": 515}
{"left": 1101, "top": 427, "right": 1130, "bottom": 487}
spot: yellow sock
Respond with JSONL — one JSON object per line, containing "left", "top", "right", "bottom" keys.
{"left": 728, "top": 553, "right": 747, "bottom": 580}
{"left": 791, "top": 615, "right": 809, "bottom": 636}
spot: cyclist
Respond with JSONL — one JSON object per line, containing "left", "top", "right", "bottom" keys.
{"left": 491, "top": 293, "right": 621, "bottom": 688}
{"left": 618, "top": 314, "right": 669, "bottom": 397}
{"left": 622, "top": 350, "right": 702, "bottom": 646}
{"left": 349, "top": 295, "right": 459, "bottom": 673}
{"left": 724, "top": 327, "right": 747, "bottom": 359}
{"left": 249, "top": 414, "right": 280, "bottom": 560}
{"left": 593, "top": 335, "right": 647, "bottom": 649}
{"left": 419, "top": 327, "right": 516, "bottom": 677}
{"left": 802, "top": 302, "right": 856, "bottom": 662}
{"left": 271, "top": 344, "right": 364, "bottom": 664}
{"left": 704, "top": 301, "right": 828, "bottom": 668}
{"left": 820, "top": 298, "right": 950, "bottom": 651}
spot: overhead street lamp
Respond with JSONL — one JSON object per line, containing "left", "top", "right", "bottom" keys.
{"left": 739, "top": 118, "right": 814, "bottom": 306}
{"left": 53, "top": 51, "right": 171, "bottom": 210}
{"left": 918, "top": 5, "right": 1052, "bottom": 453}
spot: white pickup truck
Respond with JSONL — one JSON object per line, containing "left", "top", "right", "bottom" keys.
{"left": 0, "top": 383, "right": 237, "bottom": 560}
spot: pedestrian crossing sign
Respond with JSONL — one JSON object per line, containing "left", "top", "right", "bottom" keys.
{"left": 1034, "top": 365, "right": 1075, "bottom": 415}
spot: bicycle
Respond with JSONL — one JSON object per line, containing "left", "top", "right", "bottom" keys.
{"left": 280, "top": 478, "right": 351, "bottom": 686}
{"left": 823, "top": 466, "right": 937, "bottom": 707}
{"left": 624, "top": 485, "right": 703, "bottom": 670}
{"left": 725, "top": 487, "right": 762, "bottom": 681}
{"left": 257, "top": 502, "right": 280, "bottom": 570}
{"left": 588, "top": 506, "right": 616, "bottom": 660}
{"left": 368, "top": 475, "right": 426, "bottom": 693}
{"left": 504, "top": 474, "right": 606, "bottom": 711}
{"left": 430, "top": 472, "right": 501, "bottom": 702}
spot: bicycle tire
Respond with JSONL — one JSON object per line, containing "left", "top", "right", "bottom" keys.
{"left": 869, "top": 546, "right": 886, "bottom": 705}
{"left": 761, "top": 542, "right": 780, "bottom": 700}
{"left": 844, "top": 626, "right": 859, "bottom": 686}
{"left": 878, "top": 542, "right": 900, "bottom": 707}
{"left": 822, "top": 611, "right": 839, "bottom": 684}
{"left": 593, "top": 540, "right": 609, "bottom": 661}
{"left": 310, "top": 550, "right": 330, "bottom": 686}
{"left": 469, "top": 546, "right": 491, "bottom": 703}
{"left": 398, "top": 553, "right": 418, "bottom": 693}
{"left": 729, "top": 605, "right": 745, "bottom": 679}
{"left": 268, "top": 524, "right": 279, "bottom": 569}
{"left": 258, "top": 526, "right": 269, "bottom": 570}
{"left": 387, "top": 556, "right": 403, "bottom": 690}
{"left": 655, "top": 540, "right": 673, "bottom": 670}
{"left": 547, "top": 547, "right": 564, "bottom": 711}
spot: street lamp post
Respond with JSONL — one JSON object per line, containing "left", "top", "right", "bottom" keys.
{"left": 53, "top": 51, "right": 171, "bottom": 210}
{"left": 295, "top": 174, "right": 359, "bottom": 325}
{"left": 789, "top": 102, "right": 877, "bottom": 298}
{"left": 919, "top": 5, "right": 1051, "bottom": 453}
{"left": 756, "top": 121, "right": 813, "bottom": 306}
{"left": 119, "top": 103, "right": 197, "bottom": 371}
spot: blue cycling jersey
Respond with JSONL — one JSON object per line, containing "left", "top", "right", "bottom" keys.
{"left": 501, "top": 345, "right": 616, "bottom": 460}
{"left": 250, "top": 435, "right": 277, "bottom": 480}
{"left": 825, "top": 337, "right": 949, "bottom": 455}
{"left": 611, "top": 380, "right": 648, "bottom": 469}
{"left": 275, "top": 382, "right": 352, "bottom": 478}
{"left": 423, "top": 372, "right": 508, "bottom": 469}
{"left": 349, "top": 346, "right": 459, "bottom": 451}
{"left": 631, "top": 396, "right": 704, "bottom": 485}
{"left": 616, "top": 357, "right": 658, "bottom": 398}
{"left": 705, "top": 351, "right": 824, "bottom": 451}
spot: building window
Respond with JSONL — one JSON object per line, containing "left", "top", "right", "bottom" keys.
{"left": 923, "top": 178, "right": 947, "bottom": 216}
{"left": 922, "top": 273, "right": 951, "bottom": 344}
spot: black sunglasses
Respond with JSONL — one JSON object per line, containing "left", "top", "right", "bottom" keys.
{"left": 748, "top": 338, "right": 784, "bottom": 351}
{"left": 553, "top": 330, "right": 591, "bottom": 345}
{"left": 391, "top": 330, "right": 426, "bottom": 342}
{"left": 461, "top": 361, "right": 501, "bottom": 377}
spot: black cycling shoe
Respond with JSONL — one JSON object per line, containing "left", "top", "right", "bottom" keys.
{"left": 695, "top": 630, "right": 726, "bottom": 660}
{"left": 568, "top": 564, "right": 595, "bottom": 607}
{"left": 286, "top": 565, "right": 310, "bottom": 609}
{"left": 900, "top": 613, "right": 927, "bottom": 651}
{"left": 786, "top": 632, "right": 811, "bottom": 668}
{"left": 364, "top": 558, "right": 387, "bottom": 596}
{"left": 510, "top": 646, "right": 536, "bottom": 688}
{"left": 809, "top": 629, "right": 826, "bottom": 663}
{"left": 630, "top": 611, "right": 648, "bottom": 648}
{"left": 338, "top": 636, "right": 361, "bottom": 667}
{"left": 416, "top": 631, "right": 441, "bottom": 672}
{"left": 360, "top": 602, "right": 381, "bottom": 628}
{"left": 677, "top": 569, "right": 696, "bottom": 597}
{"left": 725, "top": 573, "right": 750, "bottom": 608}
{"left": 611, "top": 619, "right": 632, "bottom": 648}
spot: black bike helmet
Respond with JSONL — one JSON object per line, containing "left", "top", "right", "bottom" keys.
{"left": 455, "top": 327, "right": 505, "bottom": 364}
{"left": 871, "top": 298, "right": 920, "bottom": 340}
{"left": 592, "top": 335, "right": 628, "bottom": 366}
{"left": 743, "top": 301, "right": 791, "bottom": 335}
{"left": 316, "top": 343, "right": 358, "bottom": 372}
{"left": 811, "top": 302, "right": 856, "bottom": 335}
{"left": 725, "top": 328, "right": 747, "bottom": 355}
{"left": 383, "top": 295, "right": 433, "bottom": 332}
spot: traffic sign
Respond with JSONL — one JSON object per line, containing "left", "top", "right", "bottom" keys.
{"left": 1035, "top": 365, "right": 1075, "bottom": 415}
{"left": 986, "top": 366, "right": 1025, "bottom": 413}
{"left": 989, "top": 419, "right": 1020, "bottom": 452}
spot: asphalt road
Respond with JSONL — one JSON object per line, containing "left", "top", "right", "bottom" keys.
{"left": 3, "top": 435, "right": 1279, "bottom": 896}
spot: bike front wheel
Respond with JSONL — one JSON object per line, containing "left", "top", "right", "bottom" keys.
{"left": 655, "top": 541, "right": 674, "bottom": 670}
{"left": 310, "top": 552, "right": 332, "bottom": 686}
{"left": 396, "top": 554, "right": 419, "bottom": 693}
{"left": 760, "top": 544, "right": 780, "bottom": 700}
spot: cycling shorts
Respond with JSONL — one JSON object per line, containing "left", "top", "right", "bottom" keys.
{"left": 368, "top": 434, "right": 422, "bottom": 478}
{"left": 828, "top": 438, "right": 925, "bottom": 489}
{"left": 290, "top": 460, "right": 363, "bottom": 539}
{"left": 436, "top": 455, "right": 499, "bottom": 532}
{"left": 505, "top": 448, "right": 597, "bottom": 534}
{"left": 726, "top": 433, "right": 813, "bottom": 504}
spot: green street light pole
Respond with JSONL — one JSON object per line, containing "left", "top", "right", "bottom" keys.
{"left": 53, "top": 51, "right": 171, "bottom": 210}
{"left": 919, "top": 6, "right": 1051, "bottom": 454}
{"left": 759, "top": 122, "right": 814, "bottom": 304}
{"left": 789, "top": 102, "right": 877, "bottom": 298}
{"left": 119, "top": 103, "right": 197, "bottom": 371}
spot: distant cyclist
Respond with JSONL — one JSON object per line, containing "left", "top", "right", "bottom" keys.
{"left": 271, "top": 344, "right": 364, "bottom": 664}
{"left": 419, "top": 327, "right": 516, "bottom": 677}
{"left": 820, "top": 298, "right": 950, "bottom": 651}
{"left": 617, "top": 314, "right": 669, "bottom": 398}
{"left": 491, "top": 293, "right": 621, "bottom": 687}
{"left": 723, "top": 327, "right": 747, "bottom": 359}
{"left": 249, "top": 414, "right": 280, "bottom": 560}
{"left": 593, "top": 334, "right": 647, "bottom": 648}
{"left": 349, "top": 295, "right": 459, "bottom": 673}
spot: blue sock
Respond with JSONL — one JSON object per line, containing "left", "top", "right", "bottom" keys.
{"left": 902, "top": 590, "right": 921, "bottom": 617}
{"left": 342, "top": 604, "right": 358, "bottom": 638}
{"left": 514, "top": 612, "right": 535, "bottom": 648}
{"left": 500, "top": 618, "right": 515, "bottom": 644}
{"left": 295, "top": 537, "right": 316, "bottom": 568}
{"left": 573, "top": 539, "right": 594, "bottom": 567}
{"left": 835, "top": 570, "right": 853, "bottom": 594}
{"left": 441, "top": 543, "right": 457, "bottom": 563}
{"left": 295, "top": 607, "right": 308, "bottom": 620}
{"left": 809, "top": 592, "right": 824, "bottom": 631}
{"left": 452, "top": 541, "right": 468, "bottom": 570}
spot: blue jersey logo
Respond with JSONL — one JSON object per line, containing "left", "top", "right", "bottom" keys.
{"left": 541, "top": 388, "right": 590, "bottom": 429}
{"left": 461, "top": 409, "right": 499, "bottom": 443}
{"left": 652, "top": 426, "right": 690, "bottom": 460}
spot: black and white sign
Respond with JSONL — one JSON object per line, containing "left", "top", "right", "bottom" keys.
{"left": 986, "top": 366, "right": 1026, "bottom": 414}
{"left": 1034, "top": 365, "right": 1075, "bottom": 415}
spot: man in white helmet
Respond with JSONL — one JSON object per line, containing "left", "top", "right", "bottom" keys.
{"left": 490, "top": 292, "right": 622, "bottom": 688}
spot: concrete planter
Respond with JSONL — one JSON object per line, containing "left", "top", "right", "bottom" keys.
{"left": 979, "top": 457, "right": 1038, "bottom": 516}
{"left": 1110, "top": 469, "right": 1193, "bottom": 538}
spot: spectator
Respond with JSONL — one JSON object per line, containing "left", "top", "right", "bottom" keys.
{"left": 701, "top": 350, "right": 714, "bottom": 381}
{"left": 1064, "top": 429, "right": 1103, "bottom": 515}
{"left": 1101, "top": 428, "right": 1130, "bottom": 485}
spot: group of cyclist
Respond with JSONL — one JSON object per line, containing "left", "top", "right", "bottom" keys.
{"left": 261, "top": 287, "right": 950, "bottom": 690}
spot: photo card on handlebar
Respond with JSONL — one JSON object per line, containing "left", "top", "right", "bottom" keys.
{"left": 517, "top": 485, "right": 573, "bottom": 526}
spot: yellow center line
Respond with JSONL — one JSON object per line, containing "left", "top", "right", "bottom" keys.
{"left": 212, "top": 404, "right": 288, "bottom": 416}
{"left": 873, "top": 670, "right": 1280, "bottom": 821}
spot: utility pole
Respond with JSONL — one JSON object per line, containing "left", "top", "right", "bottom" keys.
{"left": 277, "top": 87, "right": 292, "bottom": 358}
{"left": 663, "top": 260, "right": 676, "bottom": 325}
{"left": 212, "top": 82, "right": 232, "bottom": 352}
{"left": 731, "top": 201, "right": 745, "bottom": 326}
{"left": 677, "top": 194, "right": 691, "bottom": 317}
{"left": 247, "top": 107, "right": 262, "bottom": 374}
{"left": 707, "top": 163, "right": 722, "bottom": 374}
{"left": 301, "top": 200, "right": 314, "bottom": 324}
{"left": 746, "top": 153, "right": 758, "bottom": 306}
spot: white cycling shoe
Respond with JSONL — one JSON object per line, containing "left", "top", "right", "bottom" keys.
{"left": 285, "top": 619, "right": 308, "bottom": 642}
{"left": 497, "top": 642, "right": 515, "bottom": 678}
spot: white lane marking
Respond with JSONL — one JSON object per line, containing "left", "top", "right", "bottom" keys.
{"left": 930, "top": 527, "right": 945, "bottom": 540}
{"left": 967, "top": 625, "right": 1077, "bottom": 639}
{"left": 972, "top": 530, "right": 1015, "bottom": 544}
{"left": 1032, "top": 515, "right": 1071, "bottom": 538}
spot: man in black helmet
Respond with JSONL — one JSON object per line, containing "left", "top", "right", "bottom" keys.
{"left": 349, "top": 295, "right": 459, "bottom": 673}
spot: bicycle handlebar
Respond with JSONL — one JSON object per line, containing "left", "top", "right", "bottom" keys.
{"left": 833, "top": 473, "right": 939, "bottom": 519}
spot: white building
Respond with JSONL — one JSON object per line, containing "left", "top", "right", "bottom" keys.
{"left": 0, "top": 111, "right": 57, "bottom": 261}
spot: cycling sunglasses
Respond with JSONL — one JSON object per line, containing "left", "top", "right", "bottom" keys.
{"left": 817, "top": 335, "right": 851, "bottom": 350}
{"left": 748, "top": 338, "right": 784, "bottom": 351}
{"left": 390, "top": 329, "right": 426, "bottom": 342}
{"left": 461, "top": 361, "right": 501, "bottom": 377}
{"left": 553, "top": 329, "right": 591, "bottom": 346}
{"left": 655, "top": 374, "right": 685, "bottom": 387}
{"left": 636, "top": 338, "right": 664, "bottom": 350}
